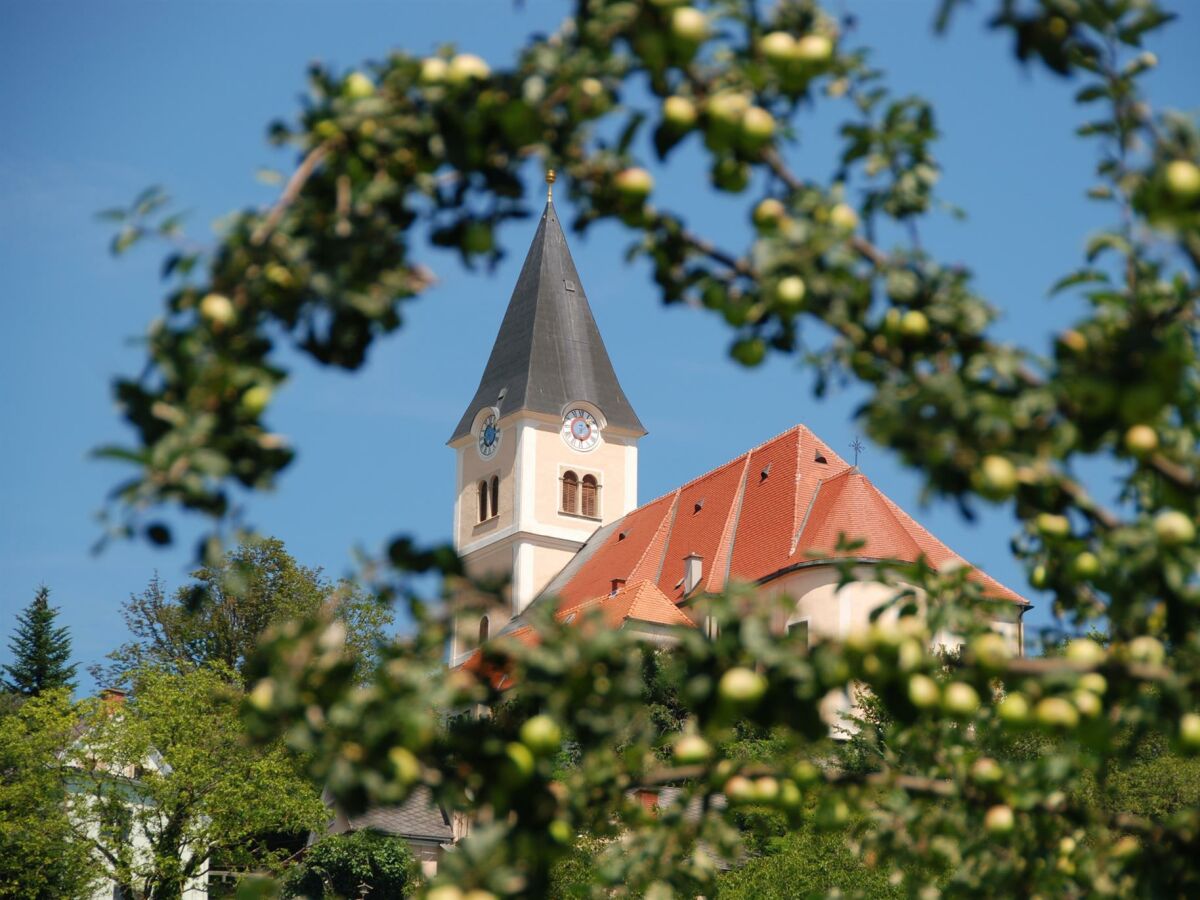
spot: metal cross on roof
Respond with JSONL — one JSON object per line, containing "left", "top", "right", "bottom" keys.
{"left": 850, "top": 436, "right": 865, "bottom": 467}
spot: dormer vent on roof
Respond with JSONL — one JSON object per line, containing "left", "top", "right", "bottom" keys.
{"left": 693, "top": 498, "right": 705, "bottom": 514}
{"left": 449, "top": 201, "right": 645, "bottom": 442}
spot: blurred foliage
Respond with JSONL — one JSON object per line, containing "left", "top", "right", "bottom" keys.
{"left": 96, "top": 0, "right": 1200, "bottom": 896}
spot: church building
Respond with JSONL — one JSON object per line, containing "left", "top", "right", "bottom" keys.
{"left": 448, "top": 185, "right": 1028, "bottom": 666}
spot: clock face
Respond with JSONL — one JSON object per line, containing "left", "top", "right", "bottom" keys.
{"left": 561, "top": 409, "right": 600, "bottom": 452}
{"left": 478, "top": 414, "right": 500, "bottom": 458}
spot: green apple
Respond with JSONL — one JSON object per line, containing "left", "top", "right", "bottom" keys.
{"left": 791, "top": 760, "right": 820, "bottom": 786}
{"left": 662, "top": 95, "right": 698, "bottom": 130}
{"left": 794, "top": 33, "right": 834, "bottom": 64}
{"left": 730, "top": 337, "right": 766, "bottom": 367}
{"left": 997, "top": 692, "right": 1031, "bottom": 725}
{"left": 971, "top": 757, "right": 1004, "bottom": 785}
{"left": 1072, "top": 689, "right": 1102, "bottom": 718}
{"left": 614, "top": 167, "right": 654, "bottom": 200}
{"left": 984, "top": 804, "right": 1015, "bottom": 835}
{"left": 941, "top": 682, "right": 981, "bottom": 718}
{"left": 760, "top": 31, "right": 796, "bottom": 65}
{"left": 670, "top": 7, "right": 709, "bottom": 51}
{"left": 1065, "top": 638, "right": 1106, "bottom": 666}
{"left": 447, "top": 53, "right": 491, "bottom": 86}
{"left": 704, "top": 92, "right": 750, "bottom": 144}
{"left": 426, "top": 887, "right": 465, "bottom": 900}
{"left": 1153, "top": 509, "right": 1195, "bottom": 547}
{"left": 199, "top": 292, "right": 236, "bottom": 327}
{"left": 241, "top": 385, "right": 273, "bottom": 415}
{"left": 1058, "top": 329, "right": 1088, "bottom": 354}
{"left": 1036, "top": 513, "right": 1071, "bottom": 539}
{"left": 1111, "top": 835, "right": 1140, "bottom": 860}
{"left": 971, "top": 633, "right": 1011, "bottom": 670}
{"left": 739, "top": 106, "right": 776, "bottom": 147}
{"left": 1124, "top": 424, "right": 1159, "bottom": 456}
{"left": 723, "top": 774, "right": 756, "bottom": 804}
{"left": 419, "top": 57, "right": 448, "bottom": 84}
{"left": 1126, "top": 635, "right": 1165, "bottom": 667}
{"left": 899, "top": 310, "right": 930, "bottom": 340}
{"left": 718, "top": 666, "right": 767, "bottom": 705}
{"left": 548, "top": 819, "right": 572, "bottom": 845}
{"left": 388, "top": 746, "right": 421, "bottom": 786}
{"left": 248, "top": 677, "right": 275, "bottom": 711}
{"left": 1180, "top": 713, "right": 1200, "bottom": 752}
{"left": 1078, "top": 673, "right": 1107, "bottom": 696}
{"left": 907, "top": 674, "right": 940, "bottom": 709}
{"left": 815, "top": 796, "right": 850, "bottom": 829}
{"left": 1072, "top": 551, "right": 1100, "bottom": 579}
{"left": 520, "top": 714, "right": 562, "bottom": 756}
{"left": 975, "top": 455, "right": 1018, "bottom": 500}
{"left": 829, "top": 202, "right": 859, "bottom": 232}
{"left": 1035, "top": 697, "right": 1080, "bottom": 730}
{"left": 504, "top": 741, "right": 536, "bottom": 781}
{"left": 752, "top": 198, "right": 787, "bottom": 231}
{"left": 778, "top": 779, "right": 802, "bottom": 811}
{"left": 1164, "top": 160, "right": 1200, "bottom": 201}
{"left": 712, "top": 158, "right": 750, "bottom": 192}
{"left": 672, "top": 734, "right": 713, "bottom": 765}
{"left": 343, "top": 71, "right": 375, "bottom": 99}
{"left": 752, "top": 777, "right": 780, "bottom": 804}
{"left": 1030, "top": 564, "right": 1050, "bottom": 589}
{"left": 774, "top": 275, "right": 806, "bottom": 306}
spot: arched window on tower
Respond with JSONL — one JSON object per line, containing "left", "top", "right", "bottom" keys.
{"left": 478, "top": 615, "right": 489, "bottom": 645}
{"left": 581, "top": 475, "right": 599, "bottom": 518}
{"left": 478, "top": 480, "right": 489, "bottom": 523}
{"left": 561, "top": 470, "right": 579, "bottom": 514}
{"left": 490, "top": 476, "right": 499, "bottom": 519}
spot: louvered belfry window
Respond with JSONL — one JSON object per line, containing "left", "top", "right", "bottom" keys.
{"left": 478, "top": 480, "right": 489, "bottom": 522}
{"left": 490, "top": 476, "right": 499, "bottom": 518}
{"left": 581, "top": 475, "right": 599, "bottom": 518}
{"left": 561, "top": 471, "right": 579, "bottom": 513}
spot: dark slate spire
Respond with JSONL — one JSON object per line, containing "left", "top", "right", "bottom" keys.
{"left": 449, "top": 201, "right": 645, "bottom": 441}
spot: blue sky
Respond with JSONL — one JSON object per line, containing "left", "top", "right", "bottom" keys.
{"left": 1, "top": 1, "right": 1196, "bottom": 688}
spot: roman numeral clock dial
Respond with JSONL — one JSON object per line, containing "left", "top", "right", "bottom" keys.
{"left": 561, "top": 409, "right": 600, "bottom": 452}
{"left": 477, "top": 414, "right": 500, "bottom": 458}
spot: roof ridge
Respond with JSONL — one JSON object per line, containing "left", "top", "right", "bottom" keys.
{"left": 636, "top": 423, "right": 816, "bottom": 509}
{"left": 704, "top": 454, "right": 752, "bottom": 594}
{"left": 636, "top": 492, "right": 680, "bottom": 585}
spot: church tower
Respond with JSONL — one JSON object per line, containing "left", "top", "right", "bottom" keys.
{"left": 447, "top": 177, "right": 645, "bottom": 661}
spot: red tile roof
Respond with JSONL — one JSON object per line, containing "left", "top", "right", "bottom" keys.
{"left": 459, "top": 423, "right": 1026, "bottom": 680}
{"left": 548, "top": 424, "right": 1027, "bottom": 609}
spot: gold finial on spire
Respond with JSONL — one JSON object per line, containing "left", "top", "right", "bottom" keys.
{"left": 546, "top": 168, "right": 556, "bottom": 202}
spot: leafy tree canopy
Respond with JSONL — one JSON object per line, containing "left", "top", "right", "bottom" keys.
{"left": 74, "top": 664, "right": 330, "bottom": 900}
{"left": 282, "top": 829, "right": 421, "bottom": 899}
{"left": 93, "top": 537, "right": 393, "bottom": 687}
{"left": 0, "top": 690, "right": 101, "bottom": 899}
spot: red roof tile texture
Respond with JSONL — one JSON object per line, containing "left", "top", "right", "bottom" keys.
{"left": 553, "top": 424, "right": 1026, "bottom": 610}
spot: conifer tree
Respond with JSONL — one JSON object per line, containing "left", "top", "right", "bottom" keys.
{"left": 2, "top": 586, "right": 77, "bottom": 696}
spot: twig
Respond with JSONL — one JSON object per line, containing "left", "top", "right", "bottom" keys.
{"left": 251, "top": 142, "right": 333, "bottom": 246}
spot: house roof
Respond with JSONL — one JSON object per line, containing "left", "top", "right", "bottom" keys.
{"left": 346, "top": 785, "right": 453, "bottom": 843}
{"left": 459, "top": 423, "right": 1026, "bottom": 682}
{"left": 541, "top": 423, "right": 1027, "bottom": 610}
{"left": 449, "top": 201, "right": 645, "bottom": 442}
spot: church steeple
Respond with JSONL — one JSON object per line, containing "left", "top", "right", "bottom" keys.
{"left": 449, "top": 199, "right": 644, "bottom": 442}
{"left": 448, "top": 186, "right": 645, "bottom": 661}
